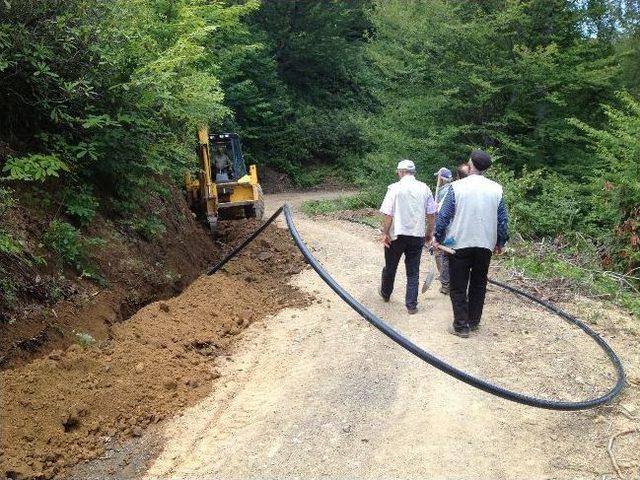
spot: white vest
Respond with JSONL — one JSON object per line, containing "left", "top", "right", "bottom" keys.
{"left": 448, "top": 175, "right": 503, "bottom": 251}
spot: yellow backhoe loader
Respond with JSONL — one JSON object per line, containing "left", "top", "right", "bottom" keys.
{"left": 185, "top": 128, "right": 264, "bottom": 233}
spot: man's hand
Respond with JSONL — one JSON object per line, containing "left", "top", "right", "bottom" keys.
{"left": 494, "top": 245, "right": 504, "bottom": 255}
{"left": 382, "top": 233, "right": 392, "bottom": 248}
{"left": 424, "top": 235, "right": 433, "bottom": 247}
{"left": 432, "top": 239, "right": 441, "bottom": 250}
{"left": 382, "top": 214, "right": 393, "bottom": 248}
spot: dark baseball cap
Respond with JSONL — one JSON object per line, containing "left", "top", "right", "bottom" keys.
{"left": 470, "top": 150, "right": 492, "bottom": 171}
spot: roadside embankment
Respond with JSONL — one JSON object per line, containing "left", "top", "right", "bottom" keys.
{"left": 1, "top": 221, "right": 309, "bottom": 480}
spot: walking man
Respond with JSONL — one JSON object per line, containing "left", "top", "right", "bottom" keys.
{"left": 433, "top": 150, "right": 509, "bottom": 337}
{"left": 379, "top": 160, "right": 437, "bottom": 314}
{"left": 433, "top": 167, "right": 453, "bottom": 295}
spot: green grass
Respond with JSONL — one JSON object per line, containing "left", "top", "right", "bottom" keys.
{"left": 301, "top": 191, "right": 379, "bottom": 215}
{"left": 501, "top": 243, "right": 640, "bottom": 318}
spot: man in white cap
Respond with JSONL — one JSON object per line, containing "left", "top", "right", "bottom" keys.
{"left": 379, "top": 159, "right": 437, "bottom": 314}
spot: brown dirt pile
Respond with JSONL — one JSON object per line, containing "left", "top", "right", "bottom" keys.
{"left": 0, "top": 223, "right": 309, "bottom": 480}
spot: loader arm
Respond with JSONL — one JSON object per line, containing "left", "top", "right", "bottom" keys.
{"left": 197, "top": 127, "right": 218, "bottom": 232}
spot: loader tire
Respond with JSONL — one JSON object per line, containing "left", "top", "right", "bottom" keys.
{"left": 245, "top": 186, "right": 264, "bottom": 220}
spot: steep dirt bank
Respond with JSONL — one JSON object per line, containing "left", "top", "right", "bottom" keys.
{"left": 0, "top": 184, "right": 219, "bottom": 369}
{"left": 0, "top": 221, "right": 309, "bottom": 480}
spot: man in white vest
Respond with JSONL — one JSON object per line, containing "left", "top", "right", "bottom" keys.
{"left": 379, "top": 160, "right": 437, "bottom": 314}
{"left": 433, "top": 150, "right": 509, "bottom": 338}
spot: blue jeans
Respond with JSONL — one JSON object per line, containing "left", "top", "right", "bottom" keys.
{"left": 380, "top": 235, "right": 424, "bottom": 309}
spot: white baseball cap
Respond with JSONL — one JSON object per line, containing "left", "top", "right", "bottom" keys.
{"left": 396, "top": 159, "right": 415, "bottom": 171}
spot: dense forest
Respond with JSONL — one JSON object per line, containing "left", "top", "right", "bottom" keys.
{"left": 1, "top": 1, "right": 639, "bottom": 310}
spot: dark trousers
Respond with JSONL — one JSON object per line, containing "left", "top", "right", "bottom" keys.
{"left": 448, "top": 247, "right": 492, "bottom": 331}
{"left": 381, "top": 235, "right": 424, "bottom": 309}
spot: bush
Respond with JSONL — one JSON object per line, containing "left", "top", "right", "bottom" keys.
{"left": 75, "top": 332, "right": 96, "bottom": 348}
{"left": 502, "top": 241, "right": 640, "bottom": 318}
{"left": 488, "top": 166, "right": 587, "bottom": 239}
{"left": 64, "top": 187, "right": 98, "bottom": 226}
{"left": 0, "top": 232, "right": 22, "bottom": 256}
{"left": 42, "top": 220, "right": 85, "bottom": 268}
{"left": 0, "top": 0, "right": 233, "bottom": 208}
{"left": 131, "top": 216, "right": 166, "bottom": 242}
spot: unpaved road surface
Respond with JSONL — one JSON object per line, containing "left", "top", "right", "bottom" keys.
{"left": 142, "top": 192, "right": 639, "bottom": 480}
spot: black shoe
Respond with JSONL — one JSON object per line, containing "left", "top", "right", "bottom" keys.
{"left": 379, "top": 289, "right": 390, "bottom": 302}
{"left": 470, "top": 324, "right": 479, "bottom": 332}
{"left": 407, "top": 307, "right": 418, "bottom": 315}
{"left": 448, "top": 325, "right": 470, "bottom": 338}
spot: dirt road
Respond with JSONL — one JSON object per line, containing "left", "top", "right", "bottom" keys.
{"left": 142, "top": 192, "right": 639, "bottom": 480}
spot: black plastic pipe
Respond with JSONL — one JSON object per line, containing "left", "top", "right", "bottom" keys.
{"left": 207, "top": 205, "right": 284, "bottom": 275}
{"left": 208, "top": 203, "right": 625, "bottom": 410}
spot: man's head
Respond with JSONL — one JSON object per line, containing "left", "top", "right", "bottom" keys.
{"left": 396, "top": 159, "right": 416, "bottom": 177}
{"left": 215, "top": 143, "right": 225, "bottom": 153}
{"left": 434, "top": 167, "right": 452, "bottom": 183}
{"left": 468, "top": 149, "right": 492, "bottom": 173}
{"left": 457, "top": 163, "right": 469, "bottom": 179}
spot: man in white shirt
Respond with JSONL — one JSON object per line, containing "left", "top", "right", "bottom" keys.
{"left": 379, "top": 160, "right": 437, "bottom": 314}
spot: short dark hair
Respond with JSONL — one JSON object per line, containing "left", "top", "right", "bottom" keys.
{"left": 456, "top": 163, "right": 469, "bottom": 179}
{"left": 470, "top": 149, "right": 492, "bottom": 171}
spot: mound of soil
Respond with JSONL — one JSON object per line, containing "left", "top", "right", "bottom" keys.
{"left": 0, "top": 223, "right": 309, "bottom": 480}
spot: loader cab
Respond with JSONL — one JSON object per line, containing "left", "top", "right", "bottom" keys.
{"left": 185, "top": 128, "right": 263, "bottom": 234}
{"left": 209, "top": 133, "right": 247, "bottom": 183}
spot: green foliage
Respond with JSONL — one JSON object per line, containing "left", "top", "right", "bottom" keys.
{"left": 63, "top": 187, "right": 98, "bottom": 226}
{"left": 231, "top": 0, "right": 373, "bottom": 172}
{"left": 131, "top": 216, "right": 166, "bottom": 242}
{"left": 570, "top": 91, "right": 640, "bottom": 272}
{"left": 501, "top": 241, "right": 640, "bottom": 318}
{"left": 75, "top": 332, "right": 96, "bottom": 348}
{"left": 488, "top": 166, "right": 587, "bottom": 239}
{"left": 0, "top": 187, "right": 23, "bottom": 257}
{"left": 0, "top": 0, "right": 233, "bottom": 206}
{"left": 2, "top": 155, "right": 69, "bottom": 182}
{"left": 359, "top": 0, "right": 621, "bottom": 181}
{"left": 301, "top": 192, "right": 380, "bottom": 216}
{"left": 42, "top": 220, "right": 86, "bottom": 268}
{"left": 0, "top": 232, "right": 22, "bottom": 256}
{"left": 0, "top": 187, "right": 15, "bottom": 215}
{"left": 0, "top": 274, "right": 18, "bottom": 308}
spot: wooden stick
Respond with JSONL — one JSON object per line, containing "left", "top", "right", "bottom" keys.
{"left": 437, "top": 245, "right": 456, "bottom": 255}
{"left": 607, "top": 428, "right": 639, "bottom": 479}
